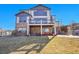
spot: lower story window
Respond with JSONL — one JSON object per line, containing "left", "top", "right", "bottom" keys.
{"left": 43, "top": 28, "right": 49, "bottom": 32}
{"left": 18, "top": 28, "right": 27, "bottom": 33}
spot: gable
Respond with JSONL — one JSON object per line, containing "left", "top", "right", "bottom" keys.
{"left": 16, "top": 11, "right": 31, "bottom": 16}
{"left": 30, "top": 4, "right": 50, "bottom": 10}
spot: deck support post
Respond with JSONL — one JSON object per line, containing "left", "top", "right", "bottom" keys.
{"left": 41, "top": 25, "right": 42, "bottom": 36}
{"left": 41, "top": 20, "right": 43, "bottom": 36}
{"left": 27, "top": 25, "right": 30, "bottom": 36}
{"left": 27, "top": 17, "right": 30, "bottom": 36}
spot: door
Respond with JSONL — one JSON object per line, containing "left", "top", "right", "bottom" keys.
{"left": 30, "top": 26, "right": 41, "bottom": 35}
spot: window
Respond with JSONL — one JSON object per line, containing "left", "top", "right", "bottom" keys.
{"left": 18, "top": 28, "right": 27, "bottom": 33}
{"left": 19, "top": 13, "right": 28, "bottom": 22}
{"left": 34, "top": 10, "right": 47, "bottom": 16}
{"left": 43, "top": 28, "right": 49, "bottom": 32}
{"left": 42, "top": 18, "right": 48, "bottom": 24}
{"left": 19, "top": 16, "right": 26, "bottom": 22}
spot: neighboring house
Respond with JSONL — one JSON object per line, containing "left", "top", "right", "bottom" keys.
{"left": 59, "top": 25, "right": 68, "bottom": 35}
{"left": 71, "top": 23, "right": 79, "bottom": 35}
{"left": 0, "top": 29, "right": 12, "bottom": 36}
{"left": 5, "top": 30, "right": 12, "bottom": 36}
{"left": 59, "top": 23, "right": 79, "bottom": 35}
{"left": 0, "top": 29, "right": 6, "bottom": 36}
{"left": 16, "top": 4, "right": 58, "bottom": 36}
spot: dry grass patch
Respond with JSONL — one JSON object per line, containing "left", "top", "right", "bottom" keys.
{"left": 40, "top": 36, "right": 79, "bottom": 54}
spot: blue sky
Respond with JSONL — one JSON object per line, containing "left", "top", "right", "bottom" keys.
{"left": 0, "top": 4, "right": 79, "bottom": 30}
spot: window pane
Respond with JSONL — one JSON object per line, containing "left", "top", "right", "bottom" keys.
{"left": 19, "top": 13, "right": 28, "bottom": 22}
{"left": 43, "top": 28, "right": 49, "bottom": 32}
{"left": 34, "top": 10, "right": 47, "bottom": 16}
{"left": 18, "top": 28, "right": 27, "bottom": 33}
{"left": 42, "top": 18, "right": 48, "bottom": 24}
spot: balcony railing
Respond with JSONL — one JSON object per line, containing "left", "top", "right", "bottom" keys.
{"left": 29, "top": 21, "right": 54, "bottom": 24}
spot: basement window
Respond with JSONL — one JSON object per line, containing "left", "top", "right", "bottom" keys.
{"left": 18, "top": 28, "right": 27, "bottom": 33}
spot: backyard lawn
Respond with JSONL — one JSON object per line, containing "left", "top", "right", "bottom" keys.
{"left": 40, "top": 36, "right": 79, "bottom": 54}
{"left": 1, "top": 36, "right": 79, "bottom": 54}
{"left": 0, "top": 36, "right": 49, "bottom": 54}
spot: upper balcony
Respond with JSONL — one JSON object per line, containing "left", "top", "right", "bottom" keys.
{"left": 29, "top": 20, "right": 54, "bottom": 25}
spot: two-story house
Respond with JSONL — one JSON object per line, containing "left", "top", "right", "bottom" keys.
{"left": 15, "top": 4, "right": 57, "bottom": 36}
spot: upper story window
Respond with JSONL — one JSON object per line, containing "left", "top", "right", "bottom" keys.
{"left": 34, "top": 10, "right": 47, "bottom": 16}
{"left": 18, "top": 13, "right": 28, "bottom": 22}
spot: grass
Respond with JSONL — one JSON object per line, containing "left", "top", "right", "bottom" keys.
{"left": 1, "top": 36, "right": 79, "bottom": 54}
{"left": 40, "top": 36, "right": 79, "bottom": 54}
{"left": 0, "top": 36, "right": 49, "bottom": 54}
{"left": 0, "top": 36, "right": 28, "bottom": 53}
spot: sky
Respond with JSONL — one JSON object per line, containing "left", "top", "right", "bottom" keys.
{"left": 0, "top": 4, "right": 79, "bottom": 30}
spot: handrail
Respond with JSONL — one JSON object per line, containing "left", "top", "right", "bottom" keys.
{"left": 29, "top": 21, "right": 54, "bottom": 24}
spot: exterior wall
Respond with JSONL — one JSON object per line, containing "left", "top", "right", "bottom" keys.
{"left": 16, "top": 23, "right": 27, "bottom": 28}
{"left": 15, "top": 31, "right": 27, "bottom": 36}
{"left": 16, "top": 23, "right": 27, "bottom": 36}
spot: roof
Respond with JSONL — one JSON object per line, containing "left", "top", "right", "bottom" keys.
{"left": 16, "top": 11, "right": 31, "bottom": 16}
{"left": 0, "top": 29, "right": 5, "bottom": 32}
{"left": 30, "top": 4, "right": 51, "bottom": 10}
{"left": 16, "top": 4, "right": 50, "bottom": 16}
{"left": 72, "top": 23, "right": 79, "bottom": 25}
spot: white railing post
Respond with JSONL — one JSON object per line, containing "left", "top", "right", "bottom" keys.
{"left": 41, "top": 25, "right": 42, "bottom": 35}
{"left": 47, "top": 20, "right": 51, "bottom": 24}
{"left": 41, "top": 19, "right": 42, "bottom": 25}
{"left": 48, "top": 20, "right": 49, "bottom": 24}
